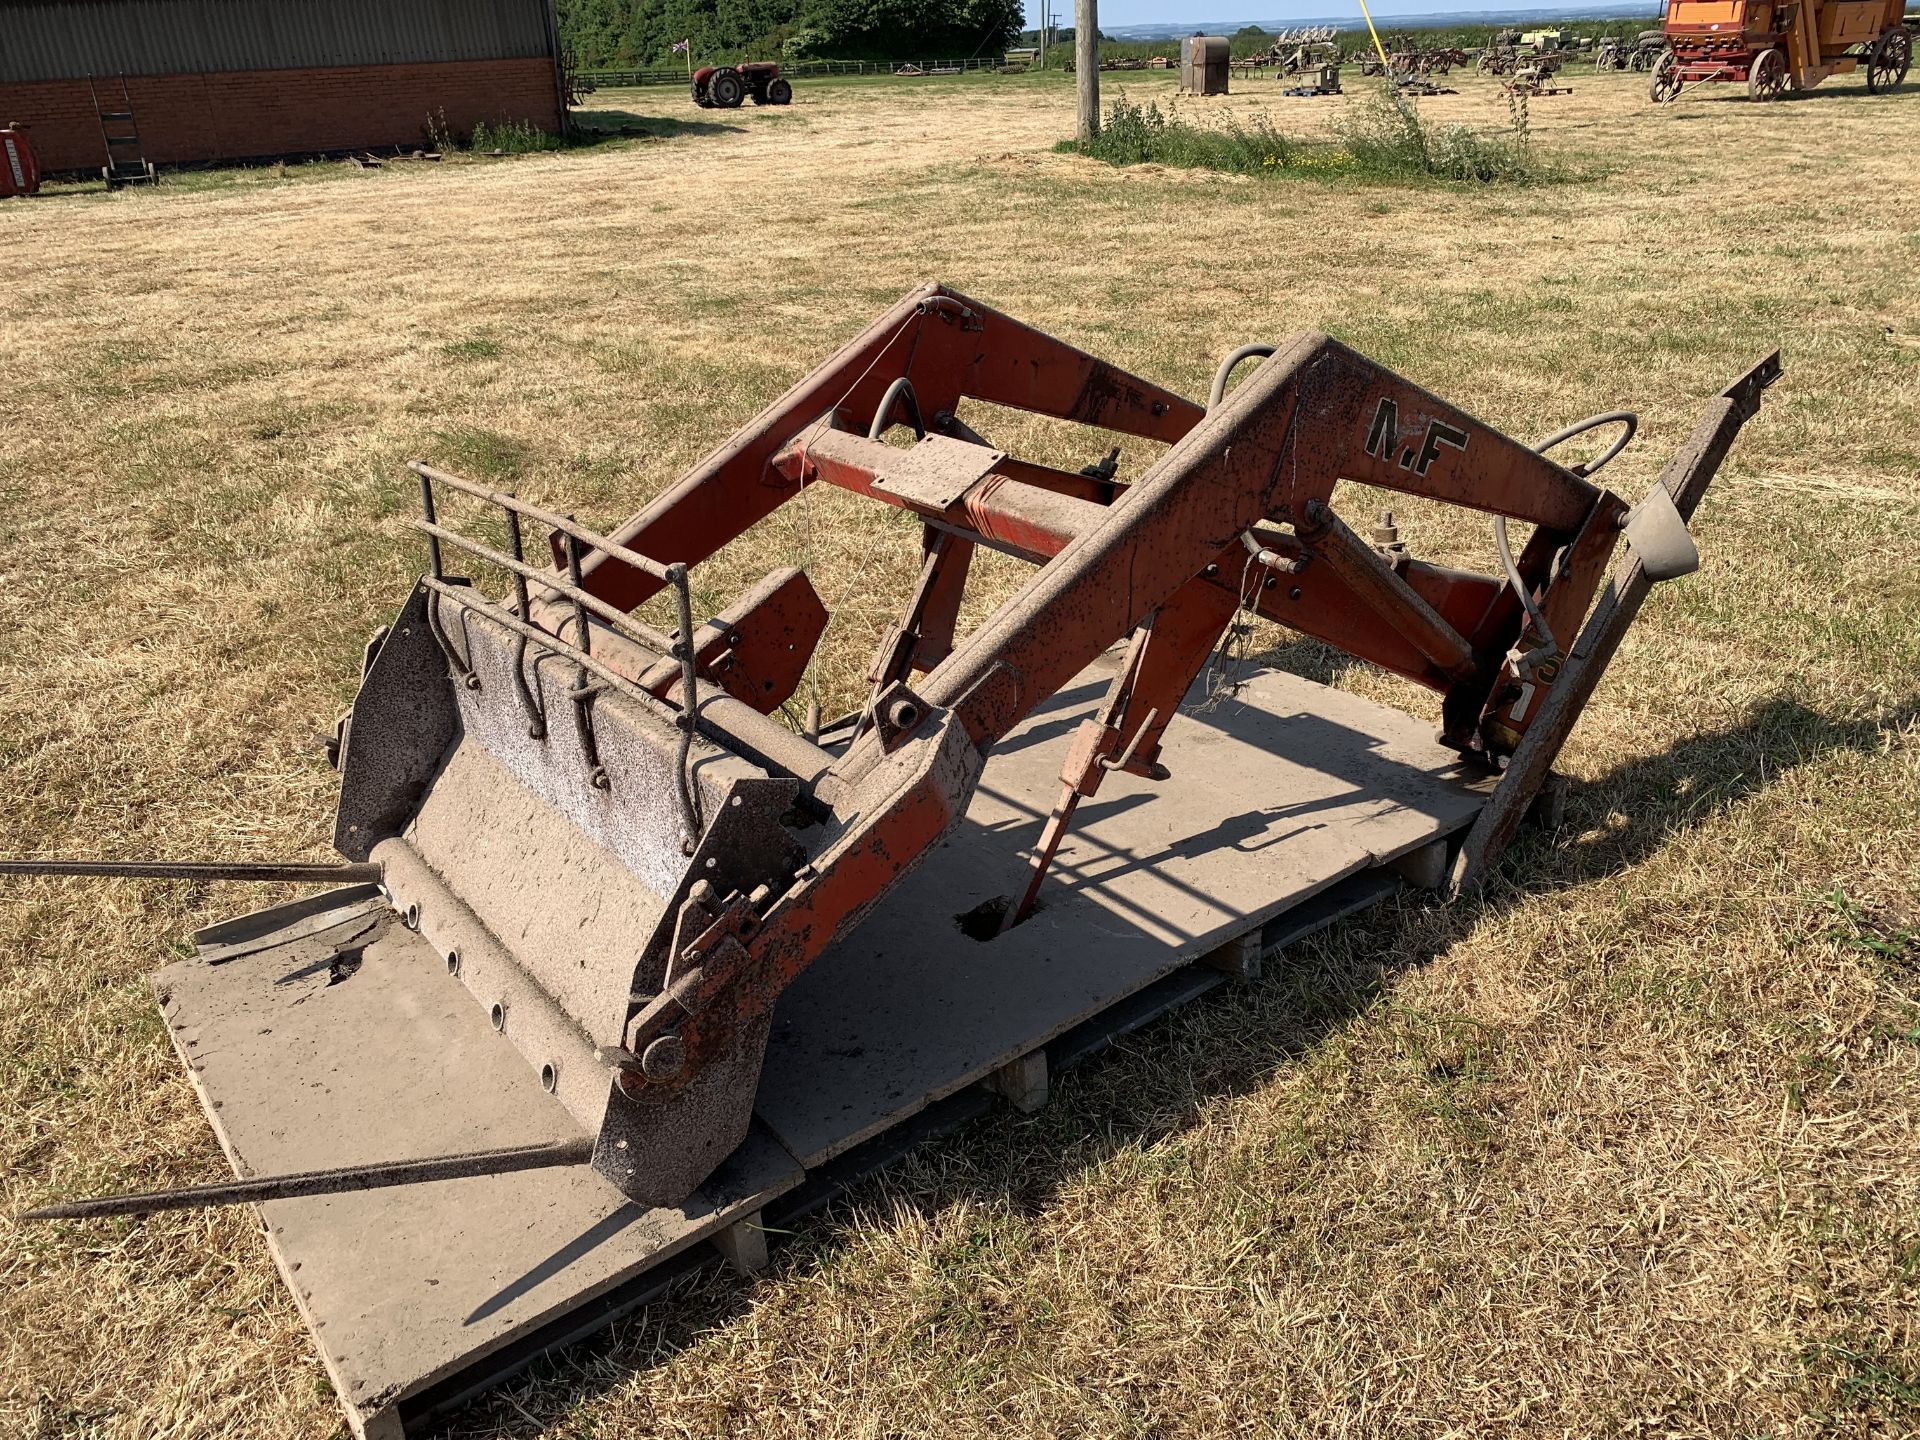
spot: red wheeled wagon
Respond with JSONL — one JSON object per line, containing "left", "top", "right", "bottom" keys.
{"left": 1650, "top": 0, "right": 1911, "bottom": 99}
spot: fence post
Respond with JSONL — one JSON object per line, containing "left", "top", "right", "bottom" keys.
{"left": 1076, "top": 0, "right": 1099, "bottom": 141}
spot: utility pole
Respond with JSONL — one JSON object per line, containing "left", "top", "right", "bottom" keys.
{"left": 1075, "top": 0, "right": 1098, "bottom": 141}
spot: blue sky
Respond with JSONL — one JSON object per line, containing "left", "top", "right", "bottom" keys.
{"left": 1023, "top": 0, "right": 1481, "bottom": 22}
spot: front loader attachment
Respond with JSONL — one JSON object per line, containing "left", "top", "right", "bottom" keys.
{"left": 19, "top": 282, "right": 1777, "bottom": 1232}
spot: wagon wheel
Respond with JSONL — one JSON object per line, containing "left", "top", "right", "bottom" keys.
{"left": 1748, "top": 47, "right": 1787, "bottom": 100}
{"left": 1867, "top": 27, "right": 1911, "bottom": 91}
{"left": 1649, "top": 49, "right": 1683, "bottom": 102}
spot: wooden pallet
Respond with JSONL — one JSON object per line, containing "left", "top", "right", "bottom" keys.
{"left": 157, "top": 662, "right": 1496, "bottom": 1438}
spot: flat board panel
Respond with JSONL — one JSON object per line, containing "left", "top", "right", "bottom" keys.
{"left": 755, "top": 663, "right": 1492, "bottom": 1166}
{"left": 157, "top": 907, "right": 802, "bottom": 1426}
{"left": 160, "top": 663, "right": 1488, "bottom": 1433}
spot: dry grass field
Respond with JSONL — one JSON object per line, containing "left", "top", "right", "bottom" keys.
{"left": 3, "top": 63, "right": 1919, "bottom": 1439}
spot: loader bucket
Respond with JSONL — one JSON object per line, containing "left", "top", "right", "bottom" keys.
{"left": 332, "top": 477, "right": 816, "bottom": 1204}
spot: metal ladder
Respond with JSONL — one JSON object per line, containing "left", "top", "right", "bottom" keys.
{"left": 89, "top": 75, "right": 154, "bottom": 187}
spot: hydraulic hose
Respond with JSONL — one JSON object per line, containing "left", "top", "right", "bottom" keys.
{"left": 868, "top": 376, "right": 927, "bottom": 440}
{"left": 1208, "top": 343, "right": 1279, "bottom": 412}
{"left": 1495, "top": 410, "right": 1639, "bottom": 658}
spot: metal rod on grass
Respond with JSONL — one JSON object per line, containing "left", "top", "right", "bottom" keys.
{"left": 21, "top": 1138, "right": 597, "bottom": 1220}
{"left": 0, "top": 860, "right": 383, "bottom": 884}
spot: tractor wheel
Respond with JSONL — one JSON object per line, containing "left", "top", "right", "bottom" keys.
{"left": 1867, "top": 27, "right": 1911, "bottom": 91}
{"left": 1649, "top": 49, "right": 1683, "bottom": 101}
{"left": 690, "top": 79, "right": 711, "bottom": 107}
{"left": 1748, "top": 47, "right": 1787, "bottom": 100}
{"left": 707, "top": 67, "right": 746, "bottom": 108}
{"left": 767, "top": 77, "right": 793, "bottom": 104}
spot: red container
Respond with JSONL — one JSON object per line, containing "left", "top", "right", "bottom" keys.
{"left": 1, "top": 125, "right": 40, "bottom": 197}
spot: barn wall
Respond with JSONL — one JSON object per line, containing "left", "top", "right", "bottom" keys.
{"left": 2, "top": 57, "right": 564, "bottom": 172}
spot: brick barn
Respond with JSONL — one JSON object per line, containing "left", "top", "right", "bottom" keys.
{"left": 0, "top": 0, "right": 569, "bottom": 175}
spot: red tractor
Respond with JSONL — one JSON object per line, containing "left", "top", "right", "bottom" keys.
{"left": 692, "top": 61, "right": 793, "bottom": 108}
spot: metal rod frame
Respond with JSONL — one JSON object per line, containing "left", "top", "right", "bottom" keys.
{"left": 420, "top": 576, "right": 703, "bottom": 845}
{"left": 411, "top": 464, "right": 704, "bottom": 849}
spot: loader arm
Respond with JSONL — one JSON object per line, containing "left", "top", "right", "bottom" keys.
{"left": 643, "top": 334, "right": 1617, "bottom": 1025}
{"left": 309, "top": 286, "right": 1773, "bottom": 1209}
{"left": 560, "top": 282, "right": 1203, "bottom": 617}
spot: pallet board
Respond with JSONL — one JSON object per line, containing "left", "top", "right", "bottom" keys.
{"left": 157, "top": 914, "right": 802, "bottom": 1438}
{"left": 757, "top": 661, "right": 1492, "bottom": 1167}
{"left": 155, "top": 662, "right": 1494, "bottom": 1437}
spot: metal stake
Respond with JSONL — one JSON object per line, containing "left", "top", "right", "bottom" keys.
{"left": 21, "top": 1137, "right": 596, "bottom": 1220}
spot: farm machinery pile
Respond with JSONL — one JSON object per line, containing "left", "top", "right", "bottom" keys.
{"left": 10, "top": 285, "right": 1777, "bottom": 1437}
{"left": 1359, "top": 41, "right": 1468, "bottom": 79}
{"left": 1239, "top": 26, "right": 1342, "bottom": 71}
{"left": 1253, "top": 26, "right": 1345, "bottom": 94}
{"left": 1471, "top": 28, "right": 1576, "bottom": 93}
{"left": 1651, "top": 0, "right": 1911, "bottom": 98}
{"left": 1506, "top": 49, "right": 1575, "bottom": 95}
{"left": 1477, "top": 29, "right": 1523, "bottom": 72}
{"left": 1353, "top": 40, "right": 1467, "bottom": 92}
{"left": 1595, "top": 30, "right": 1672, "bottom": 69}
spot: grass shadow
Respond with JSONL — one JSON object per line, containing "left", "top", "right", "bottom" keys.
{"left": 568, "top": 109, "right": 748, "bottom": 140}
{"left": 436, "top": 690, "right": 1908, "bottom": 1436}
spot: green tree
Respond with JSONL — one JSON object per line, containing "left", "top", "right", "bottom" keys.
{"left": 557, "top": 0, "right": 1025, "bottom": 66}
{"left": 799, "top": 0, "right": 1025, "bottom": 59}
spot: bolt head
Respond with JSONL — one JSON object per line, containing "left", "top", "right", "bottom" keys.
{"left": 641, "top": 1034, "right": 686, "bottom": 1081}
